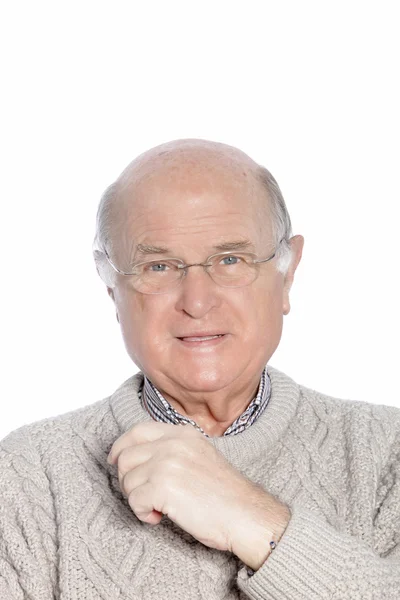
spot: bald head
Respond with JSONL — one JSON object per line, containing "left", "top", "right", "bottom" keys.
{"left": 93, "top": 138, "right": 293, "bottom": 285}
{"left": 118, "top": 138, "right": 259, "bottom": 187}
{"left": 113, "top": 139, "right": 265, "bottom": 227}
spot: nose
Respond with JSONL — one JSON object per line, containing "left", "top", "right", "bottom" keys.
{"left": 174, "top": 265, "right": 222, "bottom": 318}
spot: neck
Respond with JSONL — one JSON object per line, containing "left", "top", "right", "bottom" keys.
{"left": 149, "top": 374, "right": 262, "bottom": 437}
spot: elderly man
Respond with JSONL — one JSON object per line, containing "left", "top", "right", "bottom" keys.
{"left": 1, "top": 139, "right": 399, "bottom": 600}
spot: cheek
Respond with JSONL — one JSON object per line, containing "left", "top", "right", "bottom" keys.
{"left": 234, "top": 282, "right": 283, "bottom": 339}
{"left": 249, "top": 287, "right": 284, "bottom": 362}
{"left": 115, "top": 290, "right": 172, "bottom": 357}
{"left": 259, "top": 287, "right": 283, "bottom": 323}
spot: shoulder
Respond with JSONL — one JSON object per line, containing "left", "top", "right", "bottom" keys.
{"left": 268, "top": 364, "right": 400, "bottom": 464}
{"left": 297, "top": 377, "right": 400, "bottom": 467}
{"left": 0, "top": 397, "right": 109, "bottom": 466}
{"left": 1, "top": 371, "right": 145, "bottom": 468}
{"left": 299, "top": 378, "right": 400, "bottom": 429}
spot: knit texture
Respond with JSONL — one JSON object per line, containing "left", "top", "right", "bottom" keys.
{"left": 1, "top": 365, "right": 400, "bottom": 599}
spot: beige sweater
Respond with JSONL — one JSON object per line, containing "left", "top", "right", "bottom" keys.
{"left": 1, "top": 365, "right": 399, "bottom": 599}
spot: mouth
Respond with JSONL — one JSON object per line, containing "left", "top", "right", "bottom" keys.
{"left": 176, "top": 333, "right": 228, "bottom": 347}
{"left": 178, "top": 334, "right": 224, "bottom": 342}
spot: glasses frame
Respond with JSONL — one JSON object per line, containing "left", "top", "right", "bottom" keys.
{"left": 102, "top": 237, "right": 286, "bottom": 294}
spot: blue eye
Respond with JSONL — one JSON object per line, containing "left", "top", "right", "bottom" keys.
{"left": 221, "top": 255, "right": 240, "bottom": 265}
{"left": 149, "top": 263, "right": 169, "bottom": 272}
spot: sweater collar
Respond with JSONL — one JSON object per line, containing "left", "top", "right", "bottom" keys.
{"left": 108, "top": 364, "right": 300, "bottom": 468}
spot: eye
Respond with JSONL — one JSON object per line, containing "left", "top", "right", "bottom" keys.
{"left": 148, "top": 262, "right": 170, "bottom": 272}
{"left": 220, "top": 255, "right": 241, "bottom": 265}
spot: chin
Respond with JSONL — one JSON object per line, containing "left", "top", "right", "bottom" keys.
{"left": 175, "top": 367, "right": 237, "bottom": 393}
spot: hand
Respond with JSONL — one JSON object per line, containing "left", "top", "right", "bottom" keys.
{"left": 107, "top": 421, "right": 291, "bottom": 570}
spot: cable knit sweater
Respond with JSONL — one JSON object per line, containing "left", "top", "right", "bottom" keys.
{"left": 1, "top": 365, "right": 400, "bottom": 600}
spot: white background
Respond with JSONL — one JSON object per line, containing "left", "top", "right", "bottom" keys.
{"left": 1, "top": 1, "right": 399, "bottom": 440}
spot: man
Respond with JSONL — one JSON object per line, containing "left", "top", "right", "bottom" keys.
{"left": 0, "top": 139, "right": 399, "bottom": 600}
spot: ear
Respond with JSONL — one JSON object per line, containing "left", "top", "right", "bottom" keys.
{"left": 282, "top": 235, "right": 304, "bottom": 316}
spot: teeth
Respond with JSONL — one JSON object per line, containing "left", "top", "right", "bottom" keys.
{"left": 183, "top": 335, "right": 222, "bottom": 341}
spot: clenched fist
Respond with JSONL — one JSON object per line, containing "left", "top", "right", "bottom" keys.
{"left": 107, "top": 421, "right": 290, "bottom": 571}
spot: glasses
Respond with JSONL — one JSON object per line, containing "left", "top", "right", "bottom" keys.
{"left": 103, "top": 238, "right": 285, "bottom": 295}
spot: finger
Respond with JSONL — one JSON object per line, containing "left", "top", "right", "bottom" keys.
{"left": 108, "top": 422, "right": 177, "bottom": 464}
{"left": 127, "top": 482, "right": 163, "bottom": 524}
{"left": 119, "top": 461, "right": 149, "bottom": 497}
{"left": 116, "top": 441, "right": 156, "bottom": 481}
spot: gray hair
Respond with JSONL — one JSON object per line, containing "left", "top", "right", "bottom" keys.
{"left": 92, "top": 165, "right": 293, "bottom": 288}
{"left": 255, "top": 166, "right": 293, "bottom": 274}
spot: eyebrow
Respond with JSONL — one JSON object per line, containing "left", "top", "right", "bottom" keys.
{"left": 136, "top": 239, "right": 254, "bottom": 256}
{"left": 136, "top": 244, "right": 170, "bottom": 255}
{"left": 213, "top": 240, "right": 254, "bottom": 251}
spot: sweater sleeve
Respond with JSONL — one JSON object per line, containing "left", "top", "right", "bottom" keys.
{"left": 237, "top": 425, "right": 400, "bottom": 599}
{"left": 0, "top": 427, "right": 59, "bottom": 599}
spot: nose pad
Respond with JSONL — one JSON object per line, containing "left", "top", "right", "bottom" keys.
{"left": 180, "top": 265, "right": 213, "bottom": 284}
{"left": 177, "top": 265, "right": 218, "bottom": 297}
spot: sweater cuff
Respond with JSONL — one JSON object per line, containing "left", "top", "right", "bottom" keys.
{"left": 237, "top": 503, "right": 368, "bottom": 600}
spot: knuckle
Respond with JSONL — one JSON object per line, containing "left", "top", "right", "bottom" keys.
{"left": 127, "top": 488, "right": 140, "bottom": 511}
{"left": 117, "top": 447, "right": 132, "bottom": 473}
{"left": 121, "top": 471, "right": 131, "bottom": 496}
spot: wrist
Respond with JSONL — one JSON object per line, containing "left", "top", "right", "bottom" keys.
{"left": 232, "top": 503, "right": 291, "bottom": 571}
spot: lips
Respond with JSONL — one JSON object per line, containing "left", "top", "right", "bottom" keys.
{"left": 177, "top": 332, "right": 226, "bottom": 341}
{"left": 180, "top": 335, "right": 224, "bottom": 342}
{"left": 176, "top": 332, "right": 228, "bottom": 348}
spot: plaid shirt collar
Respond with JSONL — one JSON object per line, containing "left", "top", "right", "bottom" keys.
{"left": 139, "top": 367, "right": 271, "bottom": 438}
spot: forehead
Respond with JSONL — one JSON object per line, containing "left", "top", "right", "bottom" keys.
{"left": 110, "top": 152, "right": 273, "bottom": 265}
